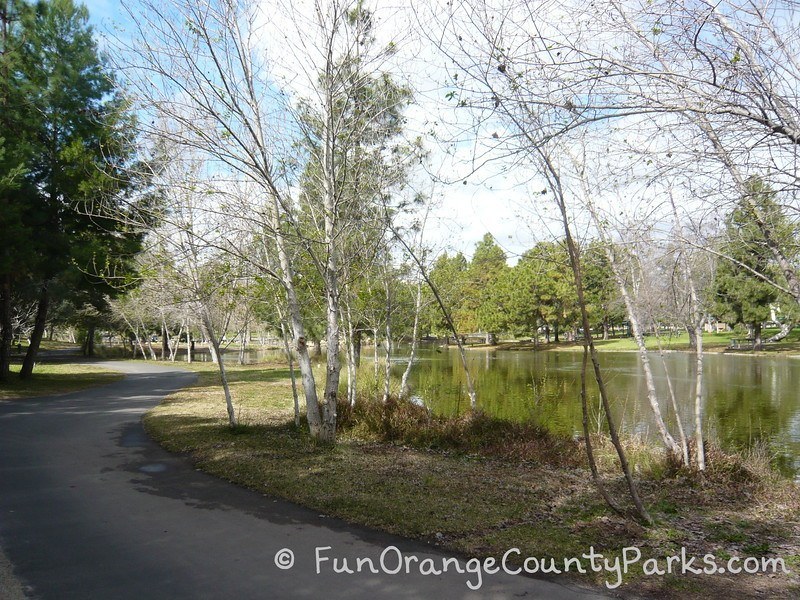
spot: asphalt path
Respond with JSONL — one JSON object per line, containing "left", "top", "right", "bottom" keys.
{"left": 0, "top": 361, "right": 613, "bottom": 599}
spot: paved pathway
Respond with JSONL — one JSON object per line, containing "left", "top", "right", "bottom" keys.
{"left": 0, "top": 361, "right": 612, "bottom": 599}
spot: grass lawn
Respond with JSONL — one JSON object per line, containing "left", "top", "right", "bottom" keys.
{"left": 494, "top": 329, "right": 800, "bottom": 355}
{"left": 145, "top": 361, "right": 800, "bottom": 599}
{"left": 0, "top": 362, "right": 124, "bottom": 400}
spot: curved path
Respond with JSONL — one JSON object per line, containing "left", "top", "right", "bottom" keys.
{"left": 0, "top": 361, "right": 610, "bottom": 599}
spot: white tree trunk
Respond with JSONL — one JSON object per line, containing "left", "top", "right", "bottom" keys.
{"left": 400, "top": 277, "right": 423, "bottom": 398}
{"left": 656, "top": 346, "right": 690, "bottom": 466}
{"left": 266, "top": 199, "right": 322, "bottom": 437}
{"left": 201, "top": 310, "right": 237, "bottom": 427}
{"left": 170, "top": 322, "right": 183, "bottom": 362}
{"left": 586, "top": 202, "right": 681, "bottom": 457}
{"left": 612, "top": 262, "right": 681, "bottom": 456}
{"left": 279, "top": 318, "right": 300, "bottom": 429}
{"left": 382, "top": 262, "right": 393, "bottom": 403}
{"left": 141, "top": 318, "right": 158, "bottom": 361}
{"left": 343, "top": 295, "right": 358, "bottom": 407}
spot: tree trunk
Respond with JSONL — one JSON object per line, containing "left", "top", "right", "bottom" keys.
{"left": 656, "top": 340, "right": 690, "bottom": 466}
{"left": 269, "top": 207, "right": 322, "bottom": 439}
{"left": 686, "top": 325, "right": 697, "bottom": 351}
{"left": 279, "top": 318, "right": 300, "bottom": 428}
{"left": 161, "top": 323, "right": 168, "bottom": 360}
{"left": 352, "top": 329, "right": 361, "bottom": 368}
{"left": 342, "top": 295, "right": 358, "bottom": 407}
{"left": 543, "top": 151, "right": 652, "bottom": 524}
{"left": 0, "top": 274, "right": 13, "bottom": 381}
{"left": 170, "top": 323, "right": 183, "bottom": 362}
{"left": 208, "top": 338, "right": 219, "bottom": 363}
{"left": 766, "top": 321, "right": 792, "bottom": 343}
{"left": 321, "top": 267, "right": 341, "bottom": 444}
{"left": 612, "top": 260, "right": 682, "bottom": 457}
{"left": 693, "top": 322, "right": 706, "bottom": 470}
{"left": 373, "top": 328, "right": 380, "bottom": 381}
{"left": 400, "top": 277, "right": 423, "bottom": 398}
{"left": 346, "top": 331, "right": 356, "bottom": 407}
{"left": 602, "top": 317, "right": 610, "bottom": 341}
{"left": 382, "top": 261, "right": 393, "bottom": 403}
{"left": 119, "top": 311, "right": 141, "bottom": 359}
{"left": 83, "top": 324, "right": 96, "bottom": 357}
{"left": 238, "top": 328, "right": 246, "bottom": 365}
{"left": 19, "top": 284, "right": 49, "bottom": 379}
{"left": 201, "top": 311, "right": 236, "bottom": 427}
{"left": 753, "top": 322, "right": 763, "bottom": 350}
{"left": 580, "top": 345, "right": 623, "bottom": 516}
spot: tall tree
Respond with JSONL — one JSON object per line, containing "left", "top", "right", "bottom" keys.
{"left": 0, "top": 0, "right": 34, "bottom": 380}
{"left": 1, "top": 0, "right": 140, "bottom": 378}
{"left": 713, "top": 179, "right": 792, "bottom": 350}
{"left": 295, "top": 1, "right": 415, "bottom": 434}
{"left": 467, "top": 233, "right": 508, "bottom": 332}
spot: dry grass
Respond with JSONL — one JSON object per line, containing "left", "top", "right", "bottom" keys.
{"left": 0, "top": 362, "right": 123, "bottom": 400}
{"left": 144, "top": 361, "right": 800, "bottom": 599}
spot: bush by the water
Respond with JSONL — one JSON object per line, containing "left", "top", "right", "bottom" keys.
{"left": 336, "top": 395, "right": 583, "bottom": 467}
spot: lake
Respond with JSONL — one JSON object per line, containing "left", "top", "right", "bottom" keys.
{"left": 396, "top": 346, "right": 800, "bottom": 477}
{"left": 201, "top": 344, "right": 800, "bottom": 477}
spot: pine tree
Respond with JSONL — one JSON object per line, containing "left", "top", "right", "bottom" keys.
{"left": 0, "top": 0, "right": 141, "bottom": 377}
{"left": 713, "top": 179, "right": 793, "bottom": 350}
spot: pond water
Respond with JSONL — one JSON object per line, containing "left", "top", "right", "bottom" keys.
{"left": 198, "top": 344, "right": 800, "bottom": 477}
{"left": 395, "top": 346, "right": 800, "bottom": 477}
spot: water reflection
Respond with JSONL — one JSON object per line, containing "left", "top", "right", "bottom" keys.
{"left": 193, "top": 344, "right": 800, "bottom": 477}
{"left": 392, "top": 347, "right": 800, "bottom": 478}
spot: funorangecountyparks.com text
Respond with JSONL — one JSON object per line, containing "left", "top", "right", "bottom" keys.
{"left": 272, "top": 545, "right": 790, "bottom": 590}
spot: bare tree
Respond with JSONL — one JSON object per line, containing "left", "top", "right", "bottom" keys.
{"left": 117, "top": 0, "right": 330, "bottom": 438}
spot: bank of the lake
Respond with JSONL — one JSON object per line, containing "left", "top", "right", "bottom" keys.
{"left": 476, "top": 328, "right": 800, "bottom": 355}
{"left": 145, "top": 360, "right": 800, "bottom": 599}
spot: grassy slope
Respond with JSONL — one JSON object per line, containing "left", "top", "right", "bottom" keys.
{"left": 145, "top": 361, "right": 800, "bottom": 599}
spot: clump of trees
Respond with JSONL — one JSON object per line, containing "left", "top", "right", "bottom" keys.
{"left": 0, "top": 0, "right": 143, "bottom": 381}
{"left": 423, "top": 234, "right": 624, "bottom": 343}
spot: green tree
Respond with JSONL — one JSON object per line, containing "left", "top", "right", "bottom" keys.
{"left": 0, "top": 0, "right": 36, "bottom": 380}
{"left": 713, "top": 179, "right": 793, "bottom": 349}
{"left": 522, "top": 241, "right": 579, "bottom": 343}
{"left": 425, "top": 251, "right": 468, "bottom": 336}
{"left": 468, "top": 233, "right": 508, "bottom": 332}
{"left": 0, "top": 0, "right": 141, "bottom": 378}
{"left": 481, "top": 262, "right": 539, "bottom": 337}
{"left": 582, "top": 240, "right": 622, "bottom": 340}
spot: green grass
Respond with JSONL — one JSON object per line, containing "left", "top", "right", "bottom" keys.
{"left": 494, "top": 328, "right": 800, "bottom": 355}
{"left": 145, "top": 361, "right": 800, "bottom": 598}
{"left": 9, "top": 340, "right": 83, "bottom": 353}
{"left": 0, "top": 362, "right": 124, "bottom": 400}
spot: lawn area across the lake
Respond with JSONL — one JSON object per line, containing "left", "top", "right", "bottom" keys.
{"left": 144, "top": 360, "right": 800, "bottom": 599}
{"left": 492, "top": 329, "right": 800, "bottom": 355}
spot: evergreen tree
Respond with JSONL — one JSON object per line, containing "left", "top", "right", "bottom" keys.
{"left": 1, "top": 0, "right": 141, "bottom": 377}
{"left": 467, "top": 233, "right": 508, "bottom": 332}
{"left": 713, "top": 179, "right": 793, "bottom": 349}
